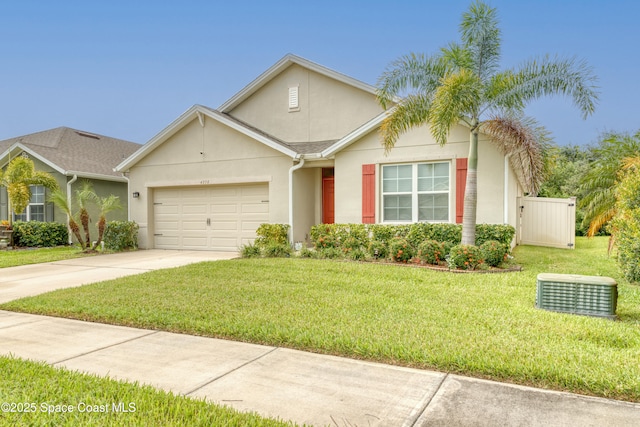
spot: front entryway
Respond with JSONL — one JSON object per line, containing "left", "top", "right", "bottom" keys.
{"left": 153, "top": 184, "right": 269, "bottom": 251}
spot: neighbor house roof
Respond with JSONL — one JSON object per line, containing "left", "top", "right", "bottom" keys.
{"left": 0, "top": 127, "right": 140, "bottom": 181}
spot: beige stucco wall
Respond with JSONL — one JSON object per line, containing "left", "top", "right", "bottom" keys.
{"left": 127, "top": 115, "right": 294, "bottom": 249}
{"left": 229, "top": 64, "right": 384, "bottom": 143}
{"left": 334, "top": 123, "right": 519, "bottom": 229}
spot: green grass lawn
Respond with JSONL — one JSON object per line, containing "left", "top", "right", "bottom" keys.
{"left": 2, "top": 237, "right": 639, "bottom": 402}
{"left": 0, "top": 356, "right": 295, "bottom": 427}
{"left": 0, "top": 246, "right": 92, "bottom": 268}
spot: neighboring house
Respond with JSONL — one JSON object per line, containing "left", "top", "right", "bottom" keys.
{"left": 116, "top": 54, "right": 523, "bottom": 251}
{"left": 0, "top": 127, "right": 140, "bottom": 239}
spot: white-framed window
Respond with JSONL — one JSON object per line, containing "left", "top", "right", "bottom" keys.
{"left": 382, "top": 162, "right": 450, "bottom": 222}
{"left": 13, "top": 185, "right": 46, "bottom": 222}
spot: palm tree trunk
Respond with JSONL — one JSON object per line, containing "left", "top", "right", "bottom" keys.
{"left": 461, "top": 128, "right": 479, "bottom": 245}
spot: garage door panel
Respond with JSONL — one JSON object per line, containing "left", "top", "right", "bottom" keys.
{"left": 210, "top": 204, "right": 238, "bottom": 214}
{"left": 154, "top": 184, "right": 269, "bottom": 251}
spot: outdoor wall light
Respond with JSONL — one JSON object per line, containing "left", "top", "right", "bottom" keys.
{"left": 132, "top": 192, "right": 140, "bottom": 198}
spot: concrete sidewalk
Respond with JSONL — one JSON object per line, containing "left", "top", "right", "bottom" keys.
{"left": 1, "top": 250, "right": 640, "bottom": 426}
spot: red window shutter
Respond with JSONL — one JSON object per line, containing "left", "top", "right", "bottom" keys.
{"left": 362, "top": 164, "right": 375, "bottom": 224}
{"left": 456, "top": 158, "right": 468, "bottom": 224}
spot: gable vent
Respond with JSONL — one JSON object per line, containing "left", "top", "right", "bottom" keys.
{"left": 75, "top": 131, "right": 100, "bottom": 140}
{"left": 288, "top": 86, "right": 299, "bottom": 111}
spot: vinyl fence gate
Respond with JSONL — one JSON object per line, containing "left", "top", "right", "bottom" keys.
{"left": 517, "top": 197, "right": 576, "bottom": 249}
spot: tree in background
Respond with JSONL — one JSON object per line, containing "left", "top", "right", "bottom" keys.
{"left": 376, "top": 0, "right": 598, "bottom": 245}
{"left": 611, "top": 157, "right": 640, "bottom": 283}
{"left": 0, "top": 157, "right": 59, "bottom": 225}
{"left": 579, "top": 130, "right": 640, "bottom": 236}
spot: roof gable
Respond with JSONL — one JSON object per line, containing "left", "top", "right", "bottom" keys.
{"left": 219, "top": 54, "right": 379, "bottom": 113}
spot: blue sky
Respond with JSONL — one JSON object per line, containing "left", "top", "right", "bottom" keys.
{"left": 0, "top": 0, "right": 637, "bottom": 147}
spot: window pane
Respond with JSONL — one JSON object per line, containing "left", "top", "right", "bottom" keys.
{"left": 384, "top": 195, "right": 412, "bottom": 221}
{"left": 434, "top": 162, "right": 449, "bottom": 176}
{"left": 418, "top": 193, "right": 449, "bottom": 222}
{"left": 31, "top": 186, "right": 45, "bottom": 203}
{"left": 383, "top": 165, "right": 412, "bottom": 193}
{"left": 30, "top": 205, "right": 45, "bottom": 222}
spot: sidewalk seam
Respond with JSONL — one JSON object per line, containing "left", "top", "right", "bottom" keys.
{"left": 406, "top": 373, "right": 449, "bottom": 427}
{"left": 52, "top": 330, "right": 160, "bottom": 365}
{"left": 184, "top": 346, "right": 279, "bottom": 396}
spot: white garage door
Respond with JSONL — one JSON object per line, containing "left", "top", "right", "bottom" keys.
{"left": 153, "top": 184, "right": 269, "bottom": 251}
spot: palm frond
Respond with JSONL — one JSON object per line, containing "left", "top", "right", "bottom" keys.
{"left": 481, "top": 115, "right": 550, "bottom": 195}
{"left": 440, "top": 42, "right": 473, "bottom": 71}
{"left": 376, "top": 53, "right": 448, "bottom": 109}
{"left": 460, "top": 0, "right": 501, "bottom": 81}
{"left": 429, "top": 69, "right": 482, "bottom": 146}
{"left": 379, "top": 94, "right": 431, "bottom": 152}
{"left": 507, "top": 55, "right": 599, "bottom": 119}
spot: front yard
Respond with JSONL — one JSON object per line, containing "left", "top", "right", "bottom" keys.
{"left": 2, "top": 237, "right": 639, "bottom": 402}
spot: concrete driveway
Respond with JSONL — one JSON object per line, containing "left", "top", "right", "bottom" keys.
{"left": 0, "top": 249, "right": 237, "bottom": 303}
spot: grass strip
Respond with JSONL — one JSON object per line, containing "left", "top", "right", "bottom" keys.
{"left": 0, "top": 246, "right": 92, "bottom": 268}
{"left": 0, "top": 356, "right": 296, "bottom": 426}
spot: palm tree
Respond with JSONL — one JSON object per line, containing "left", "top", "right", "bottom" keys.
{"left": 579, "top": 130, "right": 640, "bottom": 237}
{"left": 0, "top": 157, "right": 59, "bottom": 225}
{"left": 75, "top": 181, "right": 98, "bottom": 249}
{"left": 376, "top": 1, "right": 599, "bottom": 245}
{"left": 91, "top": 194, "right": 122, "bottom": 250}
{"left": 49, "top": 189, "right": 85, "bottom": 249}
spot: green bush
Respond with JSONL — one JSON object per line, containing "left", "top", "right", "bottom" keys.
{"left": 480, "top": 240, "right": 509, "bottom": 267}
{"left": 103, "top": 221, "right": 138, "bottom": 251}
{"left": 262, "top": 243, "right": 292, "bottom": 258}
{"left": 368, "top": 240, "right": 389, "bottom": 260}
{"left": 389, "top": 237, "right": 414, "bottom": 263}
{"left": 475, "top": 224, "right": 515, "bottom": 246}
{"left": 407, "top": 223, "right": 462, "bottom": 248}
{"left": 348, "top": 248, "right": 367, "bottom": 261}
{"left": 317, "top": 246, "right": 343, "bottom": 259}
{"left": 449, "top": 244, "right": 484, "bottom": 270}
{"left": 417, "top": 240, "right": 446, "bottom": 265}
{"left": 255, "top": 224, "right": 290, "bottom": 247}
{"left": 298, "top": 247, "right": 316, "bottom": 258}
{"left": 240, "top": 243, "right": 262, "bottom": 258}
{"left": 12, "top": 221, "right": 68, "bottom": 247}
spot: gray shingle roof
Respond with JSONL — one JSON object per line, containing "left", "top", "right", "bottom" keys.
{"left": 0, "top": 127, "right": 141, "bottom": 178}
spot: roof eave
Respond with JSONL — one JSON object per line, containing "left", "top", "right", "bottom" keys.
{"left": 115, "top": 105, "right": 298, "bottom": 172}
{"left": 0, "top": 143, "right": 66, "bottom": 174}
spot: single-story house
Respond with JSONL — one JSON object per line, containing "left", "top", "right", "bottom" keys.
{"left": 116, "top": 54, "right": 524, "bottom": 251}
{"left": 0, "top": 127, "right": 140, "bottom": 239}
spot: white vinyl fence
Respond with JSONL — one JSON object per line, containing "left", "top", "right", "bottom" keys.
{"left": 517, "top": 197, "right": 576, "bottom": 249}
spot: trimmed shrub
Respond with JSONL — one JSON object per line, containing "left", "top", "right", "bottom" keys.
{"left": 12, "top": 221, "right": 68, "bottom": 247}
{"left": 480, "top": 240, "right": 509, "bottom": 267}
{"left": 407, "top": 223, "right": 462, "bottom": 248}
{"left": 611, "top": 162, "right": 640, "bottom": 283}
{"left": 417, "top": 240, "right": 446, "bottom": 265}
{"left": 103, "top": 221, "right": 138, "bottom": 251}
{"left": 449, "top": 244, "right": 484, "bottom": 270}
{"left": 368, "top": 240, "right": 389, "bottom": 260}
{"left": 255, "top": 224, "right": 289, "bottom": 248}
{"left": 475, "top": 224, "right": 515, "bottom": 246}
{"left": 389, "top": 237, "right": 414, "bottom": 263}
{"left": 240, "top": 243, "right": 262, "bottom": 258}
